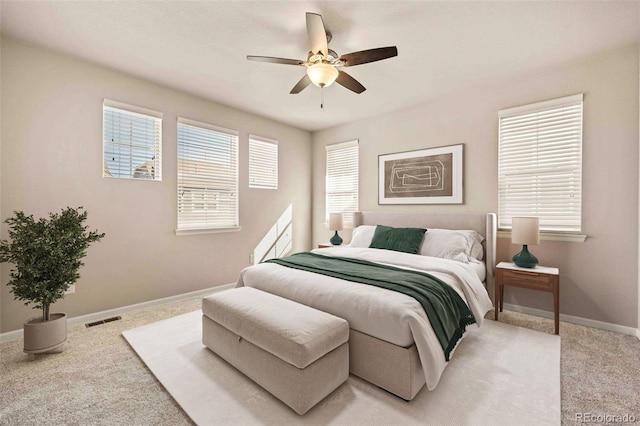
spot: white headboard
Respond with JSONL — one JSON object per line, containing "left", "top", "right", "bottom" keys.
{"left": 353, "top": 211, "right": 497, "bottom": 290}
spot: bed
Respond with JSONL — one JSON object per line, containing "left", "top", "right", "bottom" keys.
{"left": 236, "top": 211, "right": 496, "bottom": 400}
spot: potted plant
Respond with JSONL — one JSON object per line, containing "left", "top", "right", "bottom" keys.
{"left": 0, "top": 206, "right": 104, "bottom": 355}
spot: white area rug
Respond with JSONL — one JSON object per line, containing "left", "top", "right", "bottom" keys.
{"left": 123, "top": 311, "right": 560, "bottom": 426}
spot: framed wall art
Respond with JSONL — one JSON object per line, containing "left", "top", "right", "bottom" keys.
{"left": 378, "top": 144, "right": 463, "bottom": 204}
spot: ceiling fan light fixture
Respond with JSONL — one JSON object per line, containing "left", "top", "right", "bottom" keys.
{"left": 306, "top": 63, "right": 339, "bottom": 88}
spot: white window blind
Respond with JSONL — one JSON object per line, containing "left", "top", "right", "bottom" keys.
{"left": 177, "top": 117, "right": 239, "bottom": 232}
{"left": 103, "top": 100, "right": 162, "bottom": 180}
{"left": 498, "top": 94, "right": 583, "bottom": 233}
{"left": 326, "top": 140, "right": 359, "bottom": 226}
{"left": 249, "top": 135, "right": 278, "bottom": 189}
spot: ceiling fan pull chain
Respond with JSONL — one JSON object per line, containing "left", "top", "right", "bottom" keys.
{"left": 321, "top": 86, "right": 324, "bottom": 109}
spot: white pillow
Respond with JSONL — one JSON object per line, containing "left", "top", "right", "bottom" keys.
{"left": 419, "top": 229, "right": 485, "bottom": 262}
{"left": 349, "top": 225, "right": 377, "bottom": 247}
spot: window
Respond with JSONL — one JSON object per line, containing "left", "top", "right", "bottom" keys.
{"left": 498, "top": 94, "right": 583, "bottom": 234}
{"left": 176, "top": 117, "right": 239, "bottom": 234}
{"left": 103, "top": 100, "right": 162, "bottom": 180}
{"left": 249, "top": 135, "right": 278, "bottom": 189}
{"left": 326, "top": 140, "right": 359, "bottom": 226}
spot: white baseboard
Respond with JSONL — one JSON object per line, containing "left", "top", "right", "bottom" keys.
{"left": 503, "top": 303, "right": 640, "bottom": 338}
{"left": 0, "top": 283, "right": 235, "bottom": 343}
{"left": 4, "top": 289, "right": 637, "bottom": 342}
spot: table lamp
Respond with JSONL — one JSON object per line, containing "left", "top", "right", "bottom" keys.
{"left": 511, "top": 216, "right": 540, "bottom": 268}
{"left": 329, "top": 213, "right": 343, "bottom": 245}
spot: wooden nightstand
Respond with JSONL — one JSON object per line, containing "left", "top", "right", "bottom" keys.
{"left": 317, "top": 243, "right": 333, "bottom": 248}
{"left": 495, "top": 261, "right": 560, "bottom": 334}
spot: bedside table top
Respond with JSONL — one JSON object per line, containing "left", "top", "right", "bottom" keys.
{"left": 497, "top": 261, "right": 559, "bottom": 275}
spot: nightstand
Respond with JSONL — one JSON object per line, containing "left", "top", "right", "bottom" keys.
{"left": 495, "top": 261, "right": 560, "bottom": 334}
{"left": 317, "top": 243, "right": 333, "bottom": 248}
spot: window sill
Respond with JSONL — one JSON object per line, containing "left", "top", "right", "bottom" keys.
{"left": 498, "top": 230, "right": 587, "bottom": 243}
{"left": 175, "top": 226, "right": 241, "bottom": 236}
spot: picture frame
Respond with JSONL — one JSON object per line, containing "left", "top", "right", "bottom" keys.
{"left": 378, "top": 144, "right": 463, "bottom": 204}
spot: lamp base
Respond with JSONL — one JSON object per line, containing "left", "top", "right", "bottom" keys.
{"left": 512, "top": 245, "right": 538, "bottom": 268}
{"left": 330, "top": 231, "right": 343, "bottom": 246}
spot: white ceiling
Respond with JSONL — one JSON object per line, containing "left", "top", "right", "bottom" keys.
{"left": 1, "top": 1, "right": 639, "bottom": 132}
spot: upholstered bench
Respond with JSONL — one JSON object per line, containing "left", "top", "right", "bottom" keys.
{"left": 202, "top": 287, "right": 349, "bottom": 415}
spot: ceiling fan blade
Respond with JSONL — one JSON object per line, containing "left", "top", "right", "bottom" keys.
{"left": 306, "top": 12, "right": 328, "bottom": 57}
{"left": 339, "top": 46, "right": 398, "bottom": 67}
{"left": 247, "top": 56, "right": 305, "bottom": 66}
{"left": 336, "top": 70, "right": 366, "bottom": 94}
{"left": 290, "top": 74, "right": 312, "bottom": 94}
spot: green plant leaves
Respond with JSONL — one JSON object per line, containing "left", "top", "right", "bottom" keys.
{"left": 0, "top": 207, "right": 105, "bottom": 321}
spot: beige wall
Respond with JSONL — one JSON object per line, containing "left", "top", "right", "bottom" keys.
{"left": 0, "top": 37, "right": 312, "bottom": 332}
{"left": 0, "top": 41, "right": 3, "bottom": 333}
{"left": 312, "top": 45, "right": 640, "bottom": 328}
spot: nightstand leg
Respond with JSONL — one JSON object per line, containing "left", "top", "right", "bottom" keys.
{"left": 553, "top": 278, "right": 560, "bottom": 335}
{"left": 494, "top": 268, "right": 504, "bottom": 321}
{"left": 494, "top": 284, "right": 501, "bottom": 320}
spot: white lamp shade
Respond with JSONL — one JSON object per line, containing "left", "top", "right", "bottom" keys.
{"left": 306, "top": 63, "right": 339, "bottom": 88}
{"left": 511, "top": 217, "right": 540, "bottom": 245}
{"left": 329, "top": 213, "right": 343, "bottom": 231}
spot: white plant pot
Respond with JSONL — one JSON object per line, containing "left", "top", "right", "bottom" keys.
{"left": 23, "top": 312, "right": 67, "bottom": 354}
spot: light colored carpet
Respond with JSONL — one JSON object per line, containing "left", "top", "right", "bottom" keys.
{"left": 123, "top": 311, "right": 560, "bottom": 426}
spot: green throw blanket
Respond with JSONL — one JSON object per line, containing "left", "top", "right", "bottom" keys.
{"left": 265, "top": 252, "right": 475, "bottom": 361}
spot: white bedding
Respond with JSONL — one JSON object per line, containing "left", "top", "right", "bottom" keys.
{"left": 237, "top": 246, "right": 493, "bottom": 390}
{"left": 467, "top": 258, "right": 487, "bottom": 282}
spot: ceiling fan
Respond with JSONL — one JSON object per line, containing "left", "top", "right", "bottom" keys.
{"left": 247, "top": 12, "right": 398, "bottom": 96}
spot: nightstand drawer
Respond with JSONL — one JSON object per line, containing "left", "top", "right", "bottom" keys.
{"left": 502, "top": 269, "right": 552, "bottom": 291}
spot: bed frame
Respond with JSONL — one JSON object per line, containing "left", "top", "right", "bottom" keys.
{"left": 348, "top": 211, "right": 497, "bottom": 400}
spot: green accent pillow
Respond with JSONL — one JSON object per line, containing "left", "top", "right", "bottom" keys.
{"left": 369, "top": 225, "right": 428, "bottom": 254}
